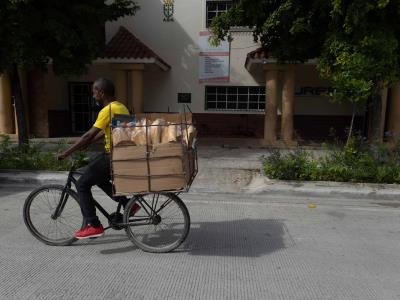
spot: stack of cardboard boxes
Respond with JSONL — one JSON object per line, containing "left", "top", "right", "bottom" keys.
{"left": 111, "top": 113, "right": 197, "bottom": 194}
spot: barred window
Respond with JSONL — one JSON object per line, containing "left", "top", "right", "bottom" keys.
{"left": 206, "top": 1, "right": 233, "bottom": 28}
{"left": 205, "top": 86, "right": 266, "bottom": 111}
{"left": 69, "top": 82, "right": 98, "bottom": 133}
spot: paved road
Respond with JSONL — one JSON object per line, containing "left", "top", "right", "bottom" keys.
{"left": 1, "top": 184, "right": 400, "bottom": 300}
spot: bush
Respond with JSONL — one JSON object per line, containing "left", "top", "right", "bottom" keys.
{"left": 263, "top": 149, "right": 319, "bottom": 181}
{"left": 263, "top": 135, "right": 400, "bottom": 184}
{"left": 0, "top": 135, "right": 89, "bottom": 171}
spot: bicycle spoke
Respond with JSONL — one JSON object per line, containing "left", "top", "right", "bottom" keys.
{"left": 155, "top": 198, "right": 174, "bottom": 214}
{"left": 55, "top": 220, "right": 74, "bottom": 236}
{"left": 25, "top": 186, "right": 83, "bottom": 245}
{"left": 125, "top": 193, "right": 189, "bottom": 252}
{"left": 43, "top": 191, "right": 53, "bottom": 212}
{"left": 139, "top": 199, "right": 155, "bottom": 217}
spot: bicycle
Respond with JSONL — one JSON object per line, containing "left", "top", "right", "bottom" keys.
{"left": 23, "top": 162, "right": 191, "bottom": 253}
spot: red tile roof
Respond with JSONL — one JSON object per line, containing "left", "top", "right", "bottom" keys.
{"left": 102, "top": 26, "right": 170, "bottom": 69}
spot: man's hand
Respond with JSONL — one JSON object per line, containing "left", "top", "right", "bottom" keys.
{"left": 57, "top": 151, "right": 68, "bottom": 161}
{"left": 56, "top": 127, "right": 101, "bottom": 161}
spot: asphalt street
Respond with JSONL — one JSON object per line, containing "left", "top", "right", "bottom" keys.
{"left": 0, "top": 184, "right": 400, "bottom": 300}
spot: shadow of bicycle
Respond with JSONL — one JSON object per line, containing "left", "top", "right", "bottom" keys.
{"left": 97, "top": 218, "right": 292, "bottom": 257}
{"left": 183, "top": 218, "right": 291, "bottom": 257}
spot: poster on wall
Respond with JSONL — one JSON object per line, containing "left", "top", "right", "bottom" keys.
{"left": 198, "top": 31, "right": 230, "bottom": 82}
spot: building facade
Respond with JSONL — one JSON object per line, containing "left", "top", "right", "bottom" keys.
{"left": 0, "top": 0, "right": 399, "bottom": 145}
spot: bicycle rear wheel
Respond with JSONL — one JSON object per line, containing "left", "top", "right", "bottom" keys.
{"left": 124, "top": 193, "right": 190, "bottom": 253}
{"left": 23, "top": 184, "right": 84, "bottom": 246}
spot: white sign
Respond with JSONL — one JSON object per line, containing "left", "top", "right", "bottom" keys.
{"left": 198, "top": 31, "right": 230, "bottom": 82}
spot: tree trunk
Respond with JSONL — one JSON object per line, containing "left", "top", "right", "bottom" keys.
{"left": 346, "top": 101, "right": 356, "bottom": 146}
{"left": 10, "top": 65, "right": 28, "bottom": 146}
{"left": 368, "top": 89, "right": 387, "bottom": 146}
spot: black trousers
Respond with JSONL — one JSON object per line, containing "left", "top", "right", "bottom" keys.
{"left": 76, "top": 153, "right": 127, "bottom": 227}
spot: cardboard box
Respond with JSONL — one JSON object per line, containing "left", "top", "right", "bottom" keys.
{"left": 111, "top": 112, "right": 196, "bottom": 194}
{"left": 112, "top": 142, "right": 196, "bottom": 194}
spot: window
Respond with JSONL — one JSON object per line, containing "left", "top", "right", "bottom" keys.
{"left": 205, "top": 86, "right": 266, "bottom": 111}
{"left": 206, "top": 1, "right": 233, "bottom": 28}
{"left": 69, "top": 82, "right": 98, "bottom": 133}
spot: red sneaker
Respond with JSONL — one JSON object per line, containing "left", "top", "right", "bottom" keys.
{"left": 74, "top": 224, "right": 104, "bottom": 239}
{"left": 129, "top": 202, "right": 141, "bottom": 217}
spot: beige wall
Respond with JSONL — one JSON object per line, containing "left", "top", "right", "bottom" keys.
{"left": 45, "top": 65, "right": 116, "bottom": 111}
{"left": 293, "top": 65, "right": 361, "bottom": 116}
{"left": 44, "top": 0, "right": 355, "bottom": 118}
{"left": 107, "top": 0, "right": 260, "bottom": 114}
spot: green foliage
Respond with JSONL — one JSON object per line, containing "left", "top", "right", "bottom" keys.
{"left": 263, "top": 135, "right": 400, "bottom": 183}
{"left": 0, "top": 0, "right": 139, "bottom": 75}
{"left": 263, "top": 149, "right": 318, "bottom": 180}
{"left": 210, "top": 0, "right": 331, "bottom": 62}
{"left": 318, "top": 0, "right": 400, "bottom": 103}
{"left": 210, "top": 0, "right": 400, "bottom": 104}
{"left": 0, "top": 135, "right": 89, "bottom": 171}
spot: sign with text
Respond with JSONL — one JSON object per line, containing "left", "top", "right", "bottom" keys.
{"left": 178, "top": 93, "right": 191, "bottom": 103}
{"left": 198, "top": 31, "right": 230, "bottom": 82}
{"left": 295, "top": 86, "right": 333, "bottom": 97}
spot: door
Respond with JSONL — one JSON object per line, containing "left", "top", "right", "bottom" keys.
{"left": 69, "top": 82, "right": 99, "bottom": 133}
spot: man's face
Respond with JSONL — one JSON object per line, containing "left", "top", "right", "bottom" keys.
{"left": 92, "top": 85, "right": 104, "bottom": 106}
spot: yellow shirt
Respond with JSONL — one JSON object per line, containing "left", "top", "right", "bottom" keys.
{"left": 93, "top": 101, "right": 129, "bottom": 153}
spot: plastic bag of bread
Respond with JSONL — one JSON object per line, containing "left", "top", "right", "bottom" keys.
{"left": 161, "top": 123, "right": 170, "bottom": 143}
{"left": 123, "top": 127, "right": 133, "bottom": 142}
{"left": 174, "top": 124, "right": 183, "bottom": 141}
{"left": 150, "top": 119, "right": 166, "bottom": 147}
{"left": 127, "top": 118, "right": 146, "bottom": 145}
{"left": 130, "top": 126, "right": 147, "bottom": 145}
{"left": 182, "top": 124, "right": 197, "bottom": 147}
{"left": 169, "top": 123, "right": 179, "bottom": 142}
{"left": 112, "top": 127, "right": 131, "bottom": 146}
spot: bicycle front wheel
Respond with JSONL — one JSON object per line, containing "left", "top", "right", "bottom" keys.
{"left": 23, "top": 184, "right": 84, "bottom": 246}
{"left": 124, "top": 193, "right": 190, "bottom": 253}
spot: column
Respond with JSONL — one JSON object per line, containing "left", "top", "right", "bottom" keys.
{"left": 130, "top": 64, "right": 144, "bottom": 113}
{"left": 281, "top": 65, "right": 296, "bottom": 145}
{"left": 19, "top": 69, "right": 29, "bottom": 134}
{"left": 263, "top": 68, "right": 279, "bottom": 144}
{"left": 0, "top": 74, "right": 14, "bottom": 134}
{"left": 28, "top": 69, "right": 49, "bottom": 137}
{"left": 387, "top": 83, "right": 400, "bottom": 145}
{"left": 114, "top": 69, "right": 128, "bottom": 104}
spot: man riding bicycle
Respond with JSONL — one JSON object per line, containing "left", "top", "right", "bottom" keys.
{"left": 57, "top": 78, "right": 139, "bottom": 239}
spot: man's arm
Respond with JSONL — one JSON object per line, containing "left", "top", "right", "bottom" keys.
{"left": 57, "top": 127, "right": 101, "bottom": 160}
{"left": 93, "top": 130, "right": 105, "bottom": 142}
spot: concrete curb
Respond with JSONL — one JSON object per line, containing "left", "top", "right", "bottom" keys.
{"left": 1, "top": 169, "right": 400, "bottom": 201}
{"left": 242, "top": 176, "right": 400, "bottom": 201}
{"left": 0, "top": 170, "right": 68, "bottom": 185}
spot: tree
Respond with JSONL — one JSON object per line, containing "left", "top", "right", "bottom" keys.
{"left": 210, "top": 0, "right": 400, "bottom": 145}
{"left": 0, "top": 0, "right": 139, "bottom": 146}
{"left": 318, "top": 1, "right": 400, "bottom": 144}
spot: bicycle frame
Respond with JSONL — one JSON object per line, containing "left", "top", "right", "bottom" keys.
{"left": 51, "top": 166, "right": 166, "bottom": 229}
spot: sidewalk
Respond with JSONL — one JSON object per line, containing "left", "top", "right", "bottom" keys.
{"left": 1, "top": 144, "right": 400, "bottom": 201}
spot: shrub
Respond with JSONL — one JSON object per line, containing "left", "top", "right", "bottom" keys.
{"left": 263, "top": 149, "right": 318, "bottom": 181}
{"left": 263, "top": 135, "right": 400, "bottom": 184}
{"left": 0, "top": 135, "right": 89, "bottom": 171}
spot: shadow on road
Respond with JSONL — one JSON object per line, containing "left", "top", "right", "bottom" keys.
{"left": 96, "top": 218, "right": 292, "bottom": 257}
{"left": 184, "top": 218, "right": 292, "bottom": 257}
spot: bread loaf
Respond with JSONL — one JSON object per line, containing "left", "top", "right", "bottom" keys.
{"left": 161, "top": 124, "right": 170, "bottom": 143}
{"left": 168, "top": 123, "right": 178, "bottom": 142}
{"left": 130, "top": 127, "right": 147, "bottom": 145}
{"left": 150, "top": 119, "right": 166, "bottom": 147}
{"left": 112, "top": 127, "right": 131, "bottom": 146}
